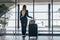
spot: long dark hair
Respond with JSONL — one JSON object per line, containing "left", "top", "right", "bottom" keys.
{"left": 22, "top": 5, "right": 26, "bottom": 10}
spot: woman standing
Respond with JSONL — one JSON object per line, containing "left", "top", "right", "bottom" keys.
{"left": 20, "top": 5, "right": 32, "bottom": 37}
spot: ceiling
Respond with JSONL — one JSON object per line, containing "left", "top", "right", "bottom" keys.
{"left": 0, "top": 0, "right": 60, "bottom": 3}
{"left": 19, "top": 0, "right": 60, "bottom": 2}
{"left": 0, "top": 0, "right": 60, "bottom": 4}
{"left": 0, "top": 0, "right": 14, "bottom": 3}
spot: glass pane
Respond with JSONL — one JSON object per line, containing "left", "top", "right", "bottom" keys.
{"left": 35, "top": 13, "right": 48, "bottom": 19}
{"left": 35, "top": 5, "right": 48, "bottom": 12}
{"left": 53, "top": 5, "right": 60, "bottom": 34}
{"left": 35, "top": 5, "right": 49, "bottom": 34}
{"left": 7, "top": 5, "right": 15, "bottom": 34}
{"left": 0, "top": 3, "right": 15, "bottom": 34}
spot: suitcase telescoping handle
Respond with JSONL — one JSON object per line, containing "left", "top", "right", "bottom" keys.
{"left": 29, "top": 19, "right": 35, "bottom": 24}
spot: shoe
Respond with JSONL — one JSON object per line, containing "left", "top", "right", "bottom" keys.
{"left": 22, "top": 35, "right": 25, "bottom": 38}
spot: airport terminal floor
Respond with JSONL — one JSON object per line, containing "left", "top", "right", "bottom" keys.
{"left": 0, "top": 35, "right": 60, "bottom": 40}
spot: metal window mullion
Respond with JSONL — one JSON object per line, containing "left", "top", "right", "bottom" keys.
{"left": 33, "top": 0, "right": 35, "bottom": 19}
{"left": 48, "top": 3, "right": 51, "bottom": 34}
{"left": 15, "top": 0, "right": 17, "bottom": 35}
{"left": 51, "top": 0, "right": 53, "bottom": 39}
{"left": 17, "top": 4, "right": 20, "bottom": 29}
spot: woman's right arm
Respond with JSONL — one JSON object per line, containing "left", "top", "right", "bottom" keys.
{"left": 26, "top": 10, "right": 32, "bottom": 18}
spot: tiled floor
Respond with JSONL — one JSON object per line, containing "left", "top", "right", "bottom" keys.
{"left": 0, "top": 35, "right": 60, "bottom": 40}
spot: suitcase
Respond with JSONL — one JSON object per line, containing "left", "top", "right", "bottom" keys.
{"left": 28, "top": 20, "right": 38, "bottom": 39}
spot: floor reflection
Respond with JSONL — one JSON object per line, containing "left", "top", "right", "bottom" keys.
{"left": 0, "top": 35, "right": 60, "bottom": 40}
{"left": 0, "top": 36, "right": 6, "bottom": 40}
{"left": 29, "top": 38, "right": 37, "bottom": 40}
{"left": 22, "top": 36, "right": 37, "bottom": 40}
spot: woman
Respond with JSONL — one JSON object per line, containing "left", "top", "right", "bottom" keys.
{"left": 20, "top": 5, "right": 32, "bottom": 37}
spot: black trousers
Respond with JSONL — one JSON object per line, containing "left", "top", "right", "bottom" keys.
{"left": 21, "top": 20, "right": 27, "bottom": 35}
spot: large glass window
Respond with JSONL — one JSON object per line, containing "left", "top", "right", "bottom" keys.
{"left": 53, "top": 5, "right": 60, "bottom": 34}
{"left": 3, "top": 3, "right": 60, "bottom": 34}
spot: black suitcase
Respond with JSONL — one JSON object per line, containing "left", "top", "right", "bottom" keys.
{"left": 29, "top": 24, "right": 38, "bottom": 36}
{"left": 28, "top": 20, "right": 38, "bottom": 39}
